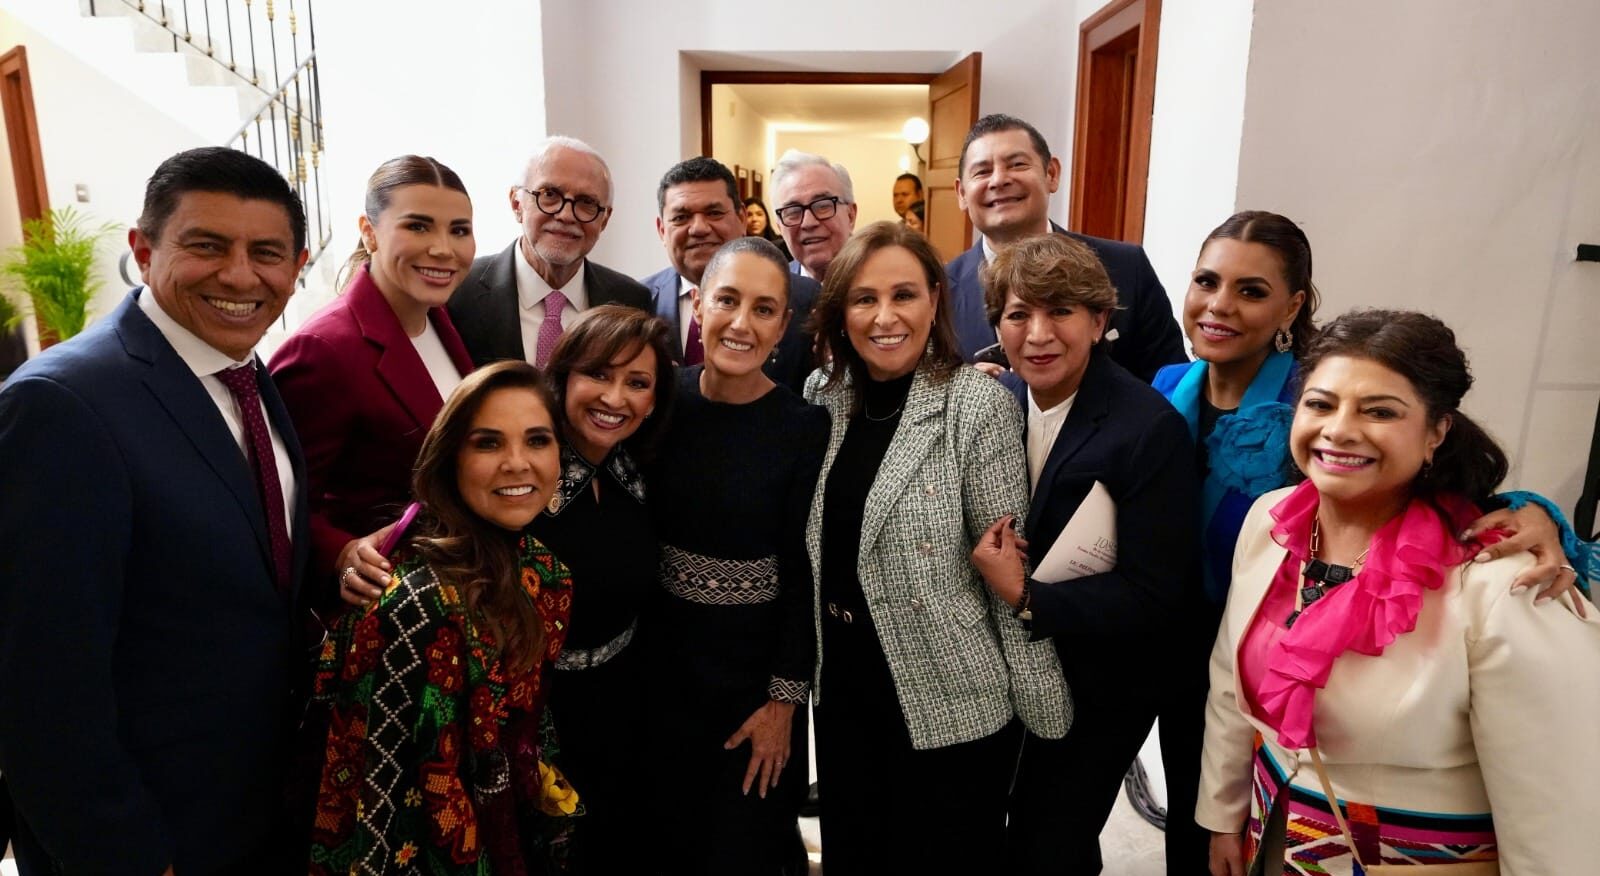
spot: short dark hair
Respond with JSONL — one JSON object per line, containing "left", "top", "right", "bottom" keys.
{"left": 138, "top": 146, "right": 307, "bottom": 253}
{"left": 982, "top": 233, "right": 1118, "bottom": 327}
{"left": 1201, "top": 211, "right": 1321, "bottom": 357}
{"left": 958, "top": 114, "right": 1052, "bottom": 178}
{"left": 1298, "top": 309, "right": 1508, "bottom": 501}
{"left": 895, "top": 172, "right": 924, "bottom": 192}
{"left": 544, "top": 304, "right": 678, "bottom": 463}
{"left": 809, "top": 221, "right": 963, "bottom": 406}
{"left": 701, "top": 236, "right": 793, "bottom": 308}
{"left": 656, "top": 156, "right": 739, "bottom": 214}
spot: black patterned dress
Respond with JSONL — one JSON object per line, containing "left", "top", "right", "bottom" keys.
{"left": 526, "top": 444, "right": 657, "bottom": 875}
{"left": 642, "top": 367, "right": 829, "bottom": 875}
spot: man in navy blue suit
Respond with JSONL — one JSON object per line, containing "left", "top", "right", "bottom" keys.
{"left": 0, "top": 147, "right": 311, "bottom": 875}
{"left": 641, "top": 157, "right": 817, "bottom": 392}
{"left": 945, "top": 114, "right": 1187, "bottom": 381}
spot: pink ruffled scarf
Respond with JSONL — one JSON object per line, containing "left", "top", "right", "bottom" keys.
{"left": 1256, "top": 481, "right": 1498, "bottom": 749}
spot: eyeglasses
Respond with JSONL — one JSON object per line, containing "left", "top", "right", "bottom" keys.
{"left": 774, "top": 196, "right": 845, "bottom": 228}
{"left": 520, "top": 187, "right": 608, "bottom": 224}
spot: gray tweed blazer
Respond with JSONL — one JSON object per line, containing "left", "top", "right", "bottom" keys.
{"left": 804, "top": 364, "right": 1071, "bottom": 749}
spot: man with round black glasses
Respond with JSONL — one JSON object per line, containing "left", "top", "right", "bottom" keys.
{"left": 770, "top": 149, "right": 860, "bottom": 283}
{"left": 449, "top": 135, "right": 652, "bottom": 368}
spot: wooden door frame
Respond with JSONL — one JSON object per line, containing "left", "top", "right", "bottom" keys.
{"left": 1068, "top": 0, "right": 1161, "bottom": 242}
{"left": 0, "top": 45, "right": 52, "bottom": 353}
{"left": 699, "top": 71, "right": 937, "bottom": 159}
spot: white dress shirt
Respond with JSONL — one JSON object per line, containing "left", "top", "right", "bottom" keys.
{"left": 1026, "top": 388, "right": 1076, "bottom": 493}
{"left": 411, "top": 319, "right": 463, "bottom": 402}
{"left": 515, "top": 245, "right": 589, "bottom": 365}
{"left": 138, "top": 288, "right": 297, "bottom": 526}
{"left": 981, "top": 219, "right": 1054, "bottom": 264}
{"left": 677, "top": 275, "right": 698, "bottom": 352}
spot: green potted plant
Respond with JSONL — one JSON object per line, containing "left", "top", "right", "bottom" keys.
{"left": 0, "top": 206, "right": 119, "bottom": 347}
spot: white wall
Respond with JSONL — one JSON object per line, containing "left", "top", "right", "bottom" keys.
{"left": 773, "top": 131, "right": 915, "bottom": 228}
{"left": 1138, "top": 0, "right": 1254, "bottom": 330}
{"left": 541, "top": 0, "right": 1082, "bottom": 277}
{"left": 708, "top": 85, "right": 769, "bottom": 197}
{"left": 1235, "top": 0, "right": 1600, "bottom": 507}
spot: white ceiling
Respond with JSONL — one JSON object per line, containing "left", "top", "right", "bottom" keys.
{"left": 721, "top": 83, "right": 930, "bottom": 137}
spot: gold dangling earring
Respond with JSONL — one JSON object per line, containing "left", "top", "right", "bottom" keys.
{"left": 1274, "top": 326, "right": 1294, "bottom": 353}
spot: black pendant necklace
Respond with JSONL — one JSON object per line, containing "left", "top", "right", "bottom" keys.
{"left": 1285, "top": 518, "right": 1370, "bottom": 629}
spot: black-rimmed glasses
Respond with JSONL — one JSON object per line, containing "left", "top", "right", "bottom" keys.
{"left": 774, "top": 196, "right": 844, "bottom": 227}
{"left": 521, "top": 187, "right": 608, "bottom": 224}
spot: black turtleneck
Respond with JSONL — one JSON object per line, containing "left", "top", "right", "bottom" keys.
{"left": 820, "top": 370, "right": 915, "bottom": 615}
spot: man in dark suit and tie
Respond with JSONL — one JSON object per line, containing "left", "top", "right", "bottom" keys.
{"left": 641, "top": 157, "right": 817, "bottom": 392}
{"left": 0, "top": 147, "right": 312, "bottom": 874}
{"left": 448, "top": 136, "right": 651, "bottom": 367}
{"left": 945, "top": 114, "right": 1187, "bottom": 382}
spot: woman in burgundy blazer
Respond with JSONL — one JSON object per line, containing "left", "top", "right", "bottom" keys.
{"left": 271, "top": 156, "right": 477, "bottom": 609}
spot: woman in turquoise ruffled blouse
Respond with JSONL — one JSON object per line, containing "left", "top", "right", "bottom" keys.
{"left": 1151, "top": 210, "right": 1593, "bottom": 874}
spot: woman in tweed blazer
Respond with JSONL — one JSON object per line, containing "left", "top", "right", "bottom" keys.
{"left": 803, "top": 222, "right": 1070, "bottom": 874}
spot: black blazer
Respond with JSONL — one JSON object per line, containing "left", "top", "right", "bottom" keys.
{"left": 948, "top": 222, "right": 1188, "bottom": 382}
{"left": 448, "top": 240, "right": 653, "bottom": 367}
{"left": 641, "top": 265, "right": 819, "bottom": 394}
{"left": 0, "top": 291, "right": 310, "bottom": 873}
{"left": 1009, "top": 354, "right": 1198, "bottom": 659}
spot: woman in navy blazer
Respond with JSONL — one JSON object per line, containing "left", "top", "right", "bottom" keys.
{"left": 969, "top": 234, "right": 1199, "bottom": 875}
{"left": 271, "top": 155, "right": 477, "bottom": 609}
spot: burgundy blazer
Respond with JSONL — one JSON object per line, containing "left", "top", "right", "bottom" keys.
{"left": 269, "top": 265, "right": 474, "bottom": 593}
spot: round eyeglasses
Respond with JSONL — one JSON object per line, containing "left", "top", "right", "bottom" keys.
{"left": 521, "top": 187, "right": 608, "bottom": 224}
{"left": 774, "top": 196, "right": 844, "bottom": 228}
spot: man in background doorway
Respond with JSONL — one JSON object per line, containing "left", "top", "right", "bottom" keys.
{"left": 893, "top": 172, "right": 923, "bottom": 219}
{"left": 945, "top": 113, "right": 1186, "bottom": 382}
{"left": 770, "top": 149, "right": 859, "bottom": 283}
{"left": 641, "top": 156, "right": 817, "bottom": 392}
{"left": 448, "top": 135, "right": 651, "bottom": 368}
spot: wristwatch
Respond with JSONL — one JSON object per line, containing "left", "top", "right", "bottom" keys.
{"left": 1014, "top": 577, "right": 1034, "bottom": 622}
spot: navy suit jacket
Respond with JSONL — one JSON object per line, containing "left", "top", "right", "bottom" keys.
{"left": 641, "top": 265, "right": 819, "bottom": 394}
{"left": 947, "top": 223, "right": 1188, "bottom": 382}
{"left": 448, "top": 240, "right": 653, "bottom": 367}
{"left": 1010, "top": 354, "right": 1198, "bottom": 668}
{"left": 0, "top": 290, "right": 309, "bottom": 874}
{"left": 270, "top": 265, "right": 474, "bottom": 585}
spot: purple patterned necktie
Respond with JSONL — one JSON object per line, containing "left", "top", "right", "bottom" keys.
{"left": 536, "top": 289, "right": 568, "bottom": 369}
{"left": 217, "top": 363, "right": 293, "bottom": 598}
{"left": 684, "top": 290, "right": 704, "bottom": 365}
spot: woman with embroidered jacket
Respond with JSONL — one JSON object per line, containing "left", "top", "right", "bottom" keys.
{"left": 1198, "top": 310, "right": 1600, "bottom": 875}
{"left": 272, "top": 155, "right": 479, "bottom": 613}
{"left": 530, "top": 304, "right": 677, "bottom": 875}
{"left": 804, "top": 221, "right": 1069, "bottom": 874}
{"left": 1152, "top": 211, "right": 1590, "bottom": 873}
{"left": 642, "top": 237, "right": 828, "bottom": 874}
{"left": 310, "top": 361, "right": 577, "bottom": 874}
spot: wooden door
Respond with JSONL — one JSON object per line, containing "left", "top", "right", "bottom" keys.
{"left": 1069, "top": 0, "right": 1160, "bottom": 243}
{"left": 0, "top": 45, "right": 50, "bottom": 362}
{"left": 925, "top": 52, "right": 981, "bottom": 263}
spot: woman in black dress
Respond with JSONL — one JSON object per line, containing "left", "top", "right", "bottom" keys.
{"left": 644, "top": 237, "right": 827, "bottom": 875}
{"left": 531, "top": 304, "right": 677, "bottom": 874}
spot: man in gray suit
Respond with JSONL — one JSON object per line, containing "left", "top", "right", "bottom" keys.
{"left": 448, "top": 136, "right": 651, "bottom": 367}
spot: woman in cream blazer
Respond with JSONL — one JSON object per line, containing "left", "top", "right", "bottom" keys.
{"left": 1197, "top": 310, "right": 1600, "bottom": 876}
{"left": 802, "top": 222, "right": 1068, "bottom": 874}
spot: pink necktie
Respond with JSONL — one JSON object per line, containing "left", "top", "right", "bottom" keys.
{"left": 684, "top": 290, "right": 704, "bottom": 365}
{"left": 217, "top": 363, "right": 293, "bottom": 598}
{"left": 536, "top": 289, "right": 568, "bottom": 369}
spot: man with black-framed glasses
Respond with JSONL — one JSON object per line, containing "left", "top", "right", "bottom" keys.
{"left": 449, "top": 136, "right": 651, "bottom": 368}
{"left": 771, "top": 149, "right": 860, "bottom": 282}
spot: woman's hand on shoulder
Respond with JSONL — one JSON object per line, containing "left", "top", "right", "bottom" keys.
{"left": 725, "top": 700, "right": 795, "bottom": 799}
{"left": 336, "top": 523, "right": 394, "bottom": 607}
{"left": 1461, "top": 504, "right": 1586, "bottom": 617}
{"left": 971, "top": 514, "right": 1029, "bottom": 608}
